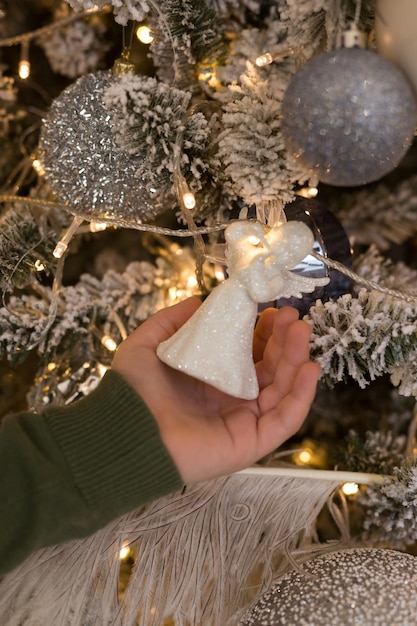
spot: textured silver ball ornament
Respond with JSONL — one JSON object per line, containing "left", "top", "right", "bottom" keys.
{"left": 39, "top": 71, "right": 165, "bottom": 226}
{"left": 239, "top": 548, "right": 417, "bottom": 625}
{"left": 281, "top": 48, "right": 416, "bottom": 186}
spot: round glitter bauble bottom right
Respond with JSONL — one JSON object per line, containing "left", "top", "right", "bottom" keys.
{"left": 239, "top": 548, "right": 417, "bottom": 625}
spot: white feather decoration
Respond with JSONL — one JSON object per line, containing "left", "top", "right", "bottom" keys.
{"left": 0, "top": 474, "right": 339, "bottom": 626}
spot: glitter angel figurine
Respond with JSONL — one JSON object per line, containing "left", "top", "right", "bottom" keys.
{"left": 157, "top": 220, "right": 329, "bottom": 400}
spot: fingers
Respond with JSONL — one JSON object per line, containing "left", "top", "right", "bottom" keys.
{"left": 254, "top": 306, "right": 299, "bottom": 363}
{"left": 257, "top": 360, "right": 321, "bottom": 455}
{"left": 257, "top": 315, "right": 315, "bottom": 413}
{"left": 255, "top": 306, "right": 300, "bottom": 389}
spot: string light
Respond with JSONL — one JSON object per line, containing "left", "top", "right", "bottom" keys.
{"left": 136, "top": 25, "right": 154, "bottom": 44}
{"left": 34, "top": 259, "right": 45, "bottom": 271}
{"left": 255, "top": 46, "right": 300, "bottom": 68}
{"left": 97, "top": 363, "right": 109, "bottom": 378}
{"left": 297, "top": 186, "right": 318, "bottom": 199}
{"left": 53, "top": 215, "right": 84, "bottom": 259}
{"left": 32, "top": 158, "right": 45, "bottom": 176}
{"left": 90, "top": 221, "right": 107, "bottom": 232}
{"left": 342, "top": 482, "right": 359, "bottom": 496}
{"left": 119, "top": 542, "right": 131, "bottom": 560}
{"left": 101, "top": 335, "right": 117, "bottom": 352}
{"left": 53, "top": 241, "right": 68, "bottom": 259}
{"left": 182, "top": 191, "right": 196, "bottom": 209}
{"left": 18, "top": 41, "right": 30, "bottom": 79}
{"left": 174, "top": 172, "right": 197, "bottom": 211}
{"left": 296, "top": 450, "right": 312, "bottom": 464}
{"left": 255, "top": 53, "right": 273, "bottom": 67}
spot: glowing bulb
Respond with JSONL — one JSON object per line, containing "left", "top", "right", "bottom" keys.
{"left": 97, "top": 363, "right": 109, "bottom": 378}
{"left": 168, "top": 287, "right": 177, "bottom": 301}
{"left": 53, "top": 241, "right": 68, "bottom": 258}
{"left": 297, "top": 186, "right": 318, "bottom": 199}
{"left": 297, "top": 450, "right": 312, "bottom": 464}
{"left": 119, "top": 543, "right": 131, "bottom": 560}
{"left": 183, "top": 192, "right": 196, "bottom": 209}
{"left": 215, "top": 268, "right": 225, "bottom": 281}
{"left": 47, "top": 362, "right": 57, "bottom": 371}
{"left": 34, "top": 259, "right": 45, "bottom": 271}
{"left": 18, "top": 60, "right": 30, "bottom": 79}
{"left": 101, "top": 335, "right": 117, "bottom": 352}
{"left": 186, "top": 275, "right": 198, "bottom": 289}
{"left": 32, "top": 158, "right": 45, "bottom": 176}
{"left": 90, "top": 221, "right": 107, "bottom": 233}
{"left": 136, "top": 25, "right": 154, "bottom": 44}
{"left": 248, "top": 235, "right": 261, "bottom": 246}
{"left": 256, "top": 53, "right": 273, "bottom": 67}
{"left": 342, "top": 482, "right": 359, "bottom": 496}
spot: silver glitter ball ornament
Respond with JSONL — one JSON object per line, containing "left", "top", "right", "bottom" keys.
{"left": 39, "top": 71, "right": 164, "bottom": 226}
{"left": 239, "top": 548, "right": 417, "bottom": 626}
{"left": 281, "top": 48, "right": 416, "bottom": 186}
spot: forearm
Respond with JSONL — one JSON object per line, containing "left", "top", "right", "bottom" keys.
{"left": 0, "top": 370, "right": 183, "bottom": 576}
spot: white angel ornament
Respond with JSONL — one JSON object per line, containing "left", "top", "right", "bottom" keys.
{"left": 157, "top": 220, "right": 329, "bottom": 400}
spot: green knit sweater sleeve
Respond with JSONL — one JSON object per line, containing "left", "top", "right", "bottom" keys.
{"left": 0, "top": 369, "right": 183, "bottom": 577}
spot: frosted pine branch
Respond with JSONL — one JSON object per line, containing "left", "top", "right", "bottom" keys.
{"left": 66, "top": 0, "right": 149, "bottom": 24}
{"left": 104, "top": 74, "right": 222, "bottom": 219}
{"left": 38, "top": 16, "right": 109, "bottom": 78}
{"left": 308, "top": 289, "right": 417, "bottom": 396}
{"left": 354, "top": 246, "right": 417, "bottom": 295}
{"left": 147, "top": 0, "right": 226, "bottom": 89}
{"left": 218, "top": 63, "right": 307, "bottom": 207}
{"left": 0, "top": 250, "right": 200, "bottom": 363}
{"left": 360, "top": 463, "right": 417, "bottom": 549}
{"left": 327, "top": 173, "right": 417, "bottom": 249}
{"left": 0, "top": 204, "right": 56, "bottom": 292}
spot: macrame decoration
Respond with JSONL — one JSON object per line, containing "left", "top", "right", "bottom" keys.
{"left": 157, "top": 219, "right": 329, "bottom": 399}
{"left": 0, "top": 474, "right": 340, "bottom": 626}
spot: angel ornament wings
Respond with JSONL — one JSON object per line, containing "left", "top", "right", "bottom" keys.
{"left": 157, "top": 220, "right": 329, "bottom": 400}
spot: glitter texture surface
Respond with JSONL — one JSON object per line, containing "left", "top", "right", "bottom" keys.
{"left": 239, "top": 548, "right": 417, "bottom": 625}
{"left": 157, "top": 220, "right": 329, "bottom": 399}
{"left": 39, "top": 71, "right": 165, "bottom": 225}
{"left": 281, "top": 48, "right": 416, "bottom": 187}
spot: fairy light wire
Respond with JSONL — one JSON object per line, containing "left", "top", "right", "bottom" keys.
{"left": 0, "top": 6, "right": 109, "bottom": 48}
{"left": 312, "top": 250, "right": 417, "bottom": 304}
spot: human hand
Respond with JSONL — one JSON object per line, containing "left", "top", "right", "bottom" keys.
{"left": 112, "top": 297, "right": 320, "bottom": 484}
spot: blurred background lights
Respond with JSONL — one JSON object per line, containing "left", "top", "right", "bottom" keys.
{"left": 136, "top": 25, "right": 154, "bottom": 45}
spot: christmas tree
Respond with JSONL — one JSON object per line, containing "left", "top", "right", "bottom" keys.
{"left": 2, "top": 1, "right": 417, "bottom": 624}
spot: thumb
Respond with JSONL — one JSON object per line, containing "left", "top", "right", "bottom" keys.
{"left": 135, "top": 296, "right": 202, "bottom": 349}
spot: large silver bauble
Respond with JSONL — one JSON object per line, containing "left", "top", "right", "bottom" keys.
{"left": 281, "top": 48, "right": 416, "bottom": 187}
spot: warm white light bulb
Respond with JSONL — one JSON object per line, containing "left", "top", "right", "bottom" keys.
{"left": 90, "top": 221, "right": 107, "bottom": 233}
{"left": 342, "top": 482, "right": 359, "bottom": 496}
{"left": 186, "top": 275, "right": 198, "bottom": 289}
{"left": 101, "top": 335, "right": 117, "bottom": 352}
{"left": 183, "top": 192, "right": 196, "bottom": 209}
{"left": 34, "top": 259, "right": 45, "bottom": 271}
{"left": 32, "top": 158, "right": 45, "bottom": 176}
{"left": 119, "top": 543, "right": 131, "bottom": 560}
{"left": 53, "top": 241, "right": 68, "bottom": 258}
{"left": 297, "top": 450, "right": 312, "bottom": 464}
{"left": 18, "top": 60, "right": 30, "bottom": 80}
{"left": 255, "top": 53, "right": 273, "bottom": 67}
{"left": 136, "top": 25, "right": 154, "bottom": 44}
